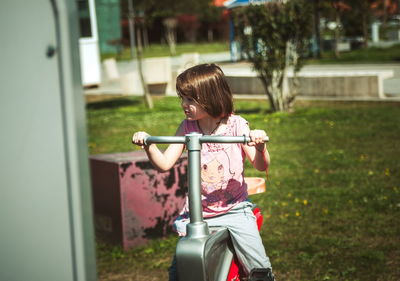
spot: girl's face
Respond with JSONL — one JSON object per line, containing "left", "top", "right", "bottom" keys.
{"left": 180, "top": 96, "right": 208, "bottom": 121}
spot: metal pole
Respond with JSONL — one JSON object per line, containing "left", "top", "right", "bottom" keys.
{"left": 185, "top": 133, "right": 209, "bottom": 238}
{"left": 186, "top": 133, "right": 204, "bottom": 224}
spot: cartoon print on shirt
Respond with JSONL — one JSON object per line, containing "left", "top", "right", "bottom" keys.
{"left": 201, "top": 147, "right": 243, "bottom": 209}
{"left": 201, "top": 158, "right": 225, "bottom": 193}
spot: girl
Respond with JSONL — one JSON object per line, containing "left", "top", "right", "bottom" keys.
{"left": 132, "top": 63, "right": 275, "bottom": 281}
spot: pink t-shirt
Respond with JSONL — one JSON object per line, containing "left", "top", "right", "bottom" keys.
{"left": 181, "top": 114, "right": 250, "bottom": 218}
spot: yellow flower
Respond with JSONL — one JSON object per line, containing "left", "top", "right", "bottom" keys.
{"left": 287, "top": 193, "right": 292, "bottom": 198}
{"left": 368, "top": 170, "right": 374, "bottom": 176}
{"left": 359, "top": 154, "right": 368, "bottom": 161}
{"left": 384, "top": 168, "right": 390, "bottom": 176}
{"left": 303, "top": 200, "right": 308, "bottom": 205}
{"left": 294, "top": 198, "right": 300, "bottom": 203}
{"left": 281, "top": 202, "right": 288, "bottom": 207}
{"left": 323, "top": 208, "right": 329, "bottom": 215}
{"left": 326, "top": 120, "right": 335, "bottom": 128}
{"left": 88, "top": 142, "right": 97, "bottom": 148}
{"left": 295, "top": 211, "right": 301, "bottom": 217}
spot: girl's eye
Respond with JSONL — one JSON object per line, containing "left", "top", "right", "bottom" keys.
{"left": 203, "top": 164, "right": 208, "bottom": 170}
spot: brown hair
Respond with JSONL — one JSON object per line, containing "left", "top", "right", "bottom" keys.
{"left": 176, "top": 63, "right": 234, "bottom": 118}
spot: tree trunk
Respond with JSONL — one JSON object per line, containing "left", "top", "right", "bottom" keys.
{"left": 381, "top": 0, "right": 388, "bottom": 38}
{"left": 334, "top": 12, "right": 341, "bottom": 58}
{"left": 259, "top": 73, "right": 277, "bottom": 112}
{"left": 208, "top": 28, "right": 213, "bottom": 42}
{"left": 165, "top": 28, "right": 176, "bottom": 55}
{"left": 143, "top": 27, "right": 149, "bottom": 49}
{"left": 163, "top": 18, "right": 177, "bottom": 56}
{"left": 313, "top": 0, "right": 321, "bottom": 57}
{"left": 280, "top": 42, "right": 291, "bottom": 111}
{"left": 258, "top": 42, "right": 297, "bottom": 112}
{"left": 136, "top": 26, "right": 154, "bottom": 109}
{"left": 362, "top": 4, "right": 369, "bottom": 48}
{"left": 127, "top": 0, "right": 153, "bottom": 109}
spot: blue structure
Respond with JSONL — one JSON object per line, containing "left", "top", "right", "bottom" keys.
{"left": 224, "top": 0, "right": 271, "bottom": 9}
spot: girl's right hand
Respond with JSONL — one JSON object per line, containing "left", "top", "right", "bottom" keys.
{"left": 132, "top": 131, "right": 150, "bottom": 149}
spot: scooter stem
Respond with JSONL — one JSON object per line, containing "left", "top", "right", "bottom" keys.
{"left": 185, "top": 133, "right": 209, "bottom": 238}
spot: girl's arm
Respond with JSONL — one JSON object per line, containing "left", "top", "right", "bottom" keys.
{"left": 132, "top": 123, "right": 185, "bottom": 172}
{"left": 242, "top": 129, "right": 270, "bottom": 172}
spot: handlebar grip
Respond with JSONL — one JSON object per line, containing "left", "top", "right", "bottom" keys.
{"left": 245, "top": 135, "right": 269, "bottom": 143}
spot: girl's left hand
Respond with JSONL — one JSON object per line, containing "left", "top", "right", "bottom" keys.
{"left": 248, "top": 129, "right": 268, "bottom": 147}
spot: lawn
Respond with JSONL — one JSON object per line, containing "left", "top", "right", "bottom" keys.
{"left": 102, "top": 41, "right": 400, "bottom": 64}
{"left": 87, "top": 96, "right": 400, "bottom": 281}
{"left": 298, "top": 43, "right": 400, "bottom": 64}
{"left": 102, "top": 42, "right": 230, "bottom": 61}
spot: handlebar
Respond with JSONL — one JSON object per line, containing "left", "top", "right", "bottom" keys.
{"left": 144, "top": 134, "right": 269, "bottom": 145}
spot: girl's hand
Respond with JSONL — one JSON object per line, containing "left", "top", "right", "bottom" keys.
{"left": 248, "top": 129, "right": 268, "bottom": 151}
{"left": 132, "top": 131, "right": 150, "bottom": 149}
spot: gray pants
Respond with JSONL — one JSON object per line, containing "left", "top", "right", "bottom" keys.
{"left": 172, "top": 201, "right": 271, "bottom": 278}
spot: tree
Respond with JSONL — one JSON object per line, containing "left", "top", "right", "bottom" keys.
{"left": 234, "top": 0, "right": 312, "bottom": 112}
{"left": 329, "top": 1, "right": 351, "bottom": 58}
{"left": 123, "top": 0, "right": 216, "bottom": 53}
{"left": 163, "top": 17, "right": 178, "bottom": 55}
{"left": 313, "top": 0, "right": 322, "bottom": 58}
{"left": 353, "top": 0, "right": 375, "bottom": 47}
{"left": 127, "top": 0, "right": 153, "bottom": 109}
{"left": 370, "top": 0, "right": 399, "bottom": 37}
{"left": 312, "top": 0, "right": 399, "bottom": 53}
{"left": 199, "top": 5, "right": 224, "bottom": 42}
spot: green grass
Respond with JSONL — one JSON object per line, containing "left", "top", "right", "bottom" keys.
{"left": 87, "top": 96, "right": 400, "bottom": 281}
{"left": 101, "top": 41, "right": 400, "bottom": 64}
{"left": 101, "top": 42, "right": 230, "bottom": 61}
{"left": 305, "top": 43, "right": 400, "bottom": 64}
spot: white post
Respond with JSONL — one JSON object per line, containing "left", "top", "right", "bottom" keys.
{"left": 372, "top": 22, "right": 380, "bottom": 43}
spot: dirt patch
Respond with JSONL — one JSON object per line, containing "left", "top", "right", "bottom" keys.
{"left": 85, "top": 94, "right": 128, "bottom": 104}
{"left": 99, "top": 268, "right": 167, "bottom": 281}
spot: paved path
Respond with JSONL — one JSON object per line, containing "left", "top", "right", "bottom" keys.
{"left": 85, "top": 52, "right": 400, "bottom": 97}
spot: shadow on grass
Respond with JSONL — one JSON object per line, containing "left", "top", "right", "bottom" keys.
{"left": 86, "top": 97, "right": 141, "bottom": 110}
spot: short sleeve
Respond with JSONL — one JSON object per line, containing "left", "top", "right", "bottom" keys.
{"left": 182, "top": 119, "right": 200, "bottom": 135}
{"left": 235, "top": 115, "right": 250, "bottom": 136}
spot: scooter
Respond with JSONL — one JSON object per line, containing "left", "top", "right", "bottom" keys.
{"left": 145, "top": 133, "right": 270, "bottom": 281}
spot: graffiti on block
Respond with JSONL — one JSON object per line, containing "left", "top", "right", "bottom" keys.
{"left": 120, "top": 157, "right": 188, "bottom": 249}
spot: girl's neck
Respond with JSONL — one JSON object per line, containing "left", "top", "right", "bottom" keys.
{"left": 197, "top": 116, "right": 225, "bottom": 135}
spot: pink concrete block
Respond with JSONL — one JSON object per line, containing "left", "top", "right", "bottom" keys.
{"left": 90, "top": 151, "right": 187, "bottom": 250}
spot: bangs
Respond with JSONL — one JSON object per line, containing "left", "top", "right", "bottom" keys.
{"left": 176, "top": 71, "right": 199, "bottom": 101}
